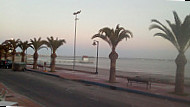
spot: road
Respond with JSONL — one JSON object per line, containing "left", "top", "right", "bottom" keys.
{"left": 0, "top": 69, "right": 189, "bottom": 107}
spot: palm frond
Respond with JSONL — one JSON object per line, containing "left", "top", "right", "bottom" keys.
{"left": 166, "top": 19, "right": 183, "bottom": 49}
{"left": 167, "top": 12, "right": 190, "bottom": 52}
{"left": 92, "top": 24, "right": 133, "bottom": 48}
{"left": 181, "top": 15, "right": 190, "bottom": 51}
{"left": 38, "top": 37, "right": 41, "bottom": 42}
{"left": 99, "top": 27, "right": 112, "bottom": 38}
{"left": 46, "top": 36, "right": 66, "bottom": 53}
{"left": 2, "top": 39, "right": 20, "bottom": 50}
{"left": 150, "top": 19, "right": 180, "bottom": 51}
{"left": 173, "top": 11, "right": 181, "bottom": 28}
{"left": 181, "top": 14, "right": 190, "bottom": 32}
{"left": 18, "top": 41, "right": 30, "bottom": 52}
{"left": 149, "top": 24, "right": 167, "bottom": 33}
{"left": 30, "top": 37, "right": 47, "bottom": 51}
{"left": 38, "top": 46, "right": 48, "bottom": 51}
{"left": 30, "top": 45, "right": 34, "bottom": 50}
{"left": 115, "top": 24, "right": 124, "bottom": 36}
{"left": 150, "top": 19, "right": 175, "bottom": 38}
{"left": 92, "top": 34, "right": 112, "bottom": 46}
{"left": 115, "top": 29, "right": 133, "bottom": 46}
{"left": 184, "top": 39, "right": 190, "bottom": 52}
{"left": 153, "top": 33, "right": 170, "bottom": 40}
{"left": 150, "top": 11, "right": 190, "bottom": 53}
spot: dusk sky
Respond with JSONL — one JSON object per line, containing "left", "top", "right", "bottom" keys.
{"left": 0, "top": 0, "right": 190, "bottom": 59}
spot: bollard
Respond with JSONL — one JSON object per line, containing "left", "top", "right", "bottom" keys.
{"left": 44, "top": 62, "right": 47, "bottom": 72}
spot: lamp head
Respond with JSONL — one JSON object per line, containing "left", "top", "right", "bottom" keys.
{"left": 73, "top": 10, "right": 81, "bottom": 15}
{"left": 92, "top": 41, "right": 97, "bottom": 46}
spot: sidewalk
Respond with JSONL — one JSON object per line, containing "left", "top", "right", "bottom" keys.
{"left": 0, "top": 82, "right": 41, "bottom": 107}
{"left": 27, "top": 65, "right": 190, "bottom": 104}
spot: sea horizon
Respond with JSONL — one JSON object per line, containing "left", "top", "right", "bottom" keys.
{"left": 28, "top": 55, "right": 190, "bottom": 78}
{"left": 27, "top": 54, "right": 190, "bottom": 62}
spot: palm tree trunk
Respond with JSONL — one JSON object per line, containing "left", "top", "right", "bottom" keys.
{"left": 175, "top": 52, "right": 187, "bottom": 95}
{"left": 12, "top": 54, "right": 15, "bottom": 62}
{"left": 109, "top": 48, "right": 118, "bottom": 83}
{"left": 4, "top": 53, "right": 7, "bottom": 60}
{"left": 21, "top": 52, "right": 25, "bottom": 62}
{"left": 51, "top": 53, "right": 57, "bottom": 72}
{"left": 33, "top": 52, "right": 38, "bottom": 69}
{"left": 0, "top": 53, "right": 2, "bottom": 60}
{"left": 12, "top": 50, "right": 16, "bottom": 69}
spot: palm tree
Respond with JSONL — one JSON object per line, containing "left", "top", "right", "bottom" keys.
{"left": 0, "top": 44, "right": 4, "bottom": 61}
{"left": 30, "top": 37, "right": 47, "bottom": 69}
{"left": 19, "top": 41, "right": 30, "bottom": 62}
{"left": 92, "top": 24, "right": 133, "bottom": 83}
{"left": 149, "top": 11, "right": 190, "bottom": 95}
{"left": 2, "top": 43, "right": 11, "bottom": 60}
{"left": 4, "top": 39, "right": 20, "bottom": 69}
{"left": 45, "top": 36, "right": 66, "bottom": 72}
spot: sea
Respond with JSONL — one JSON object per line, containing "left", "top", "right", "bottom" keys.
{"left": 35, "top": 56, "right": 190, "bottom": 78}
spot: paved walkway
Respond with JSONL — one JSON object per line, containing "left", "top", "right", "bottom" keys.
{"left": 0, "top": 82, "right": 41, "bottom": 107}
{"left": 27, "top": 65, "right": 190, "bottom": 104}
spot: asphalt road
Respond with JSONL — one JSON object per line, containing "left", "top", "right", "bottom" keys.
{"left": 0, "top": 69, "right": 189, "bottom": 107}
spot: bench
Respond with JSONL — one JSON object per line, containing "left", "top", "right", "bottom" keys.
{"left": 127, "top": 77, "right": 151, "bottom": 89}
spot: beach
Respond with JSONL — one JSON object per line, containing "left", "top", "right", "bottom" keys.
{"left": 53, "top": 64, "right": 190, "bottom": 86}
{"left": 10, "top": 55, "right": 190, "bottom": 86}
{"left": 37, "top": 56, "right": 190, "bottom": 77}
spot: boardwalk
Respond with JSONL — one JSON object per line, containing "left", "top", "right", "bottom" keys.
{"left": 0, "top": 69, "right": 189, "bottom": 107}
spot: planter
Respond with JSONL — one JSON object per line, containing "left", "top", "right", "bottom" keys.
{"left": 13, "top": 62, "right": 26, "bottom": 71}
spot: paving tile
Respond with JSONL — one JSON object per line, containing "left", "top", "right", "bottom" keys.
{"left": 0, "top": 83, "right": 41, "bottom": 107}
{"left": 27, "top": 66, "right": 190, "bottom": 102}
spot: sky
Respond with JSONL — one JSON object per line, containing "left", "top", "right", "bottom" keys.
{"left": 0, "top": 0, "right": 190, "bottom": 59}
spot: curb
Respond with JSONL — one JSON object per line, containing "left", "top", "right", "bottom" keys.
{"left": 26, "top": 68, "right": 190, "bottom": 104}
{"left": 55, "top": 66, "right": 96, "bottom": 74}
{"left": 26, "top": 69, "right": 60, "bottom": 78}
{"left": 78, "top": 80, "right": 190, "bottom": 104}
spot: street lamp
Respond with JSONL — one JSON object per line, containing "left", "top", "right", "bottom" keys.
{"left": 92, "top": 40, "right": 99, "bottom": 74}
{"left": 73, "top": 10, "right": 81, "bottom": 70}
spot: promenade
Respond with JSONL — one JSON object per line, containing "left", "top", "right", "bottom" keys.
{"left": 0, "top": 82, "right": 41, "bottom": 106}
{"left": 27, "top": 65, "right": 190, "bottom": 104}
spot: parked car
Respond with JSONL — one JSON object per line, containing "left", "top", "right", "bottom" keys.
{"left": 0, "top": 60, "right": 12, "bottom": 69}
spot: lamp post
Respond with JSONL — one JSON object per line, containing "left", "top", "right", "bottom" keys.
{"left": 92, "top": 40, "right": 99, "bottom": 74}
{"left": 73, "top": 10, "right": 81, "bottom": 70}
